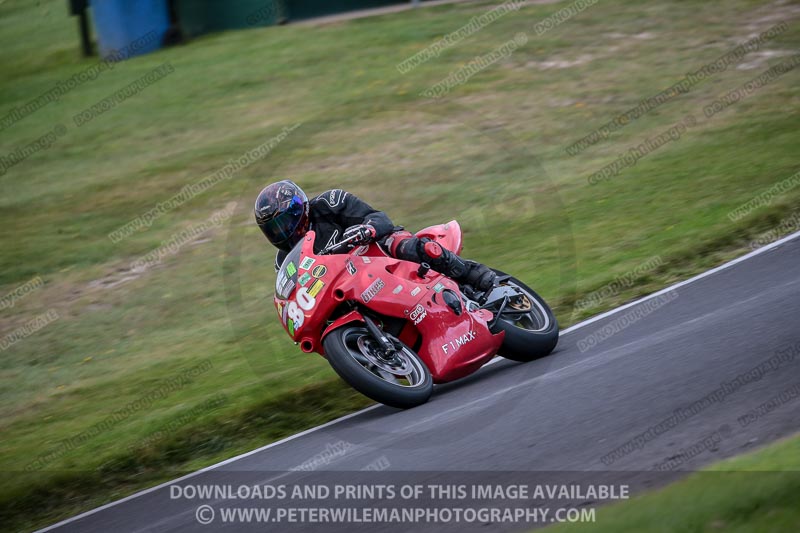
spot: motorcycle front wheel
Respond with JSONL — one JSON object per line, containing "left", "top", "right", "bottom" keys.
{"left": 323, "top": 324, "right": 433, "bottom": 409}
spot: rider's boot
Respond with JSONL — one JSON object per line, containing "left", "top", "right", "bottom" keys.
{"left": 387, "top": 232, "right": 496, "bottom": 291}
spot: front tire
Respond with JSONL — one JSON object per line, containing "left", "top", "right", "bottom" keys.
{"left": 489, "top": 270, "right": 559, "bottom": 362}
{"left": 323, "top": 324, "right": 433, "bottom": 409}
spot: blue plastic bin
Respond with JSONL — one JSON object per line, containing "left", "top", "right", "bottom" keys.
{"left": 90, "top": 0, "right": 169, "bottom": 60}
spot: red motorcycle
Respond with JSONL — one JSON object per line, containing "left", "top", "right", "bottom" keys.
{"left": 274, "top": 221, "right": 558, "bottom": 408}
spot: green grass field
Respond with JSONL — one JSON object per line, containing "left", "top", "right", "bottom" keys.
{"left": 545, "top": 433, "right": 800, "bottom": 532}
{"left": 1, "top": 0, "right": 799, "bottom": 529}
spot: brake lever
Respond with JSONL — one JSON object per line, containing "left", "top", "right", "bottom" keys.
{"left": 319, "top": 235, "right": 361, "bottom": 255}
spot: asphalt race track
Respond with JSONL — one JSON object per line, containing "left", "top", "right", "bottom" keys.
{"left": 41, "top": 232, "right": 800, "bottom": 532}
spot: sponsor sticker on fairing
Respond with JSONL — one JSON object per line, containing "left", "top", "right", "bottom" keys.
{"left": 411, "top": 287, "right": 421, "bottom": 297}
{"left": 299, "top": 257, "right": 315, "bottom": 270}
{"left": 311, "top": 265, "right": 327, "bottom": 278}
{"left": 393, "top": 284, "right": 403, "bottom": 294}
{"left": 361, "top": 278, "right": 385, "bottom": 303}
{"left": 409, "top": 304, "right": 427, "bottom": 325}
{"left": 307, "top": 279, "right": 324, "bottom": 298}
{"left": 442, "top": 330, "right": 477, "bottom": 354}
{"left": 298, "top": 272, "right": 312, "bottom": 286}
{"left": 346, "top": 260, "right": 357, "bottom": 275}
{"left": 433, "top": 282, "right": 445, "bottom": 293}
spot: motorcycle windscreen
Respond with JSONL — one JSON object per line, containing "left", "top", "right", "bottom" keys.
{"left": 275, "top": 239, "right": 304, "bottom": 299}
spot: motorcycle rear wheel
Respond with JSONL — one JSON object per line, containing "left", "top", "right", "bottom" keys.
{"left": 488, "top": 270, "right": 559, "bottom": 362}
{"left": 323, "top": 324, "right": 433, "bottom": 409}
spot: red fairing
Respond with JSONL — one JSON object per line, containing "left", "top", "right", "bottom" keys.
{"left": 273, "top": 223, "right": 503, "bottom": 384}
{"left": 415, "top": 220, "right": 463, "bottom": 256}
{"left": 408, "top": 275, "right": 499, "bottom": 382}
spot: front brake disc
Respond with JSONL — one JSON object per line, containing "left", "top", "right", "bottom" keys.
{"left": 357, "top": 337, "right": 413, "bottom": 376}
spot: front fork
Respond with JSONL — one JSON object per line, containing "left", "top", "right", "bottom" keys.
{"left": 362, "top": 314, "right": 396, "bottom": 355}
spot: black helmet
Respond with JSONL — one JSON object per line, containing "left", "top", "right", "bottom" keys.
{"left": 254, "top": 180, "right": 310, "bottom": 252}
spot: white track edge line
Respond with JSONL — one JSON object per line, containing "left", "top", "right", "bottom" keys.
{"left": 560, "top": 229, "right": 800, "bottom": 335}
{"left": 34, "top": 405, "right": 381, "bottom": 532}
{"left": 36, "top": 229, "right": 800, "bottom": 532}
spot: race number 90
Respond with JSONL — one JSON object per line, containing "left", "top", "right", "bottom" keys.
{"left": 296, "top": 287, "right": 315, "bottom": 311}
{"left": 285, "top": 287, "right": 315, "bottom": 331}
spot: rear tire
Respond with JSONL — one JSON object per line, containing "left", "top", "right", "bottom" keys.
{"left": 489, "top": 270, "right": 559, "bottom": 362}
{"left": 323, "top": 324, "right": 433, "bottom": 409}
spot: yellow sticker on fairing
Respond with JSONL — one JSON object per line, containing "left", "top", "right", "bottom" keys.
{"left": 307, "top": 279, "right": 325, "bottom": 298}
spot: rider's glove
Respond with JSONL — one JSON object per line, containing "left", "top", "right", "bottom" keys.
{"left": 343, "top": 224, "right": 377, "bottom": 245}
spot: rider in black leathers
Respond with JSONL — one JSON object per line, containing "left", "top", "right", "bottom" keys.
{"left": 255, "top": 180, "right": 496, "bottom": 291}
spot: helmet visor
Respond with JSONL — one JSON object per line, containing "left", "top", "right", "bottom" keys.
{"left": 260, "top": 194, "right": 306, "bottom": 246}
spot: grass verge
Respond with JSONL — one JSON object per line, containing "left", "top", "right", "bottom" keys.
{"left": 545, "top": 434, "right": 800, "bottom": 533}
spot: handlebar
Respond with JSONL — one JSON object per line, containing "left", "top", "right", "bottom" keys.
{"left": 318, "top": 234, "right": 363, "bottom": 255}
